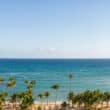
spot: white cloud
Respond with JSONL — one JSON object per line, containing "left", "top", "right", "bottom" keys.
{"left": 0, "top": 46, "right": 110, "bottom": 58}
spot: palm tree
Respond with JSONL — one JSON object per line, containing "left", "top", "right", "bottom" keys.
{"left": 20, "top": 92, "right": 34, "bottom": 110}
{"left": 81, "top": 90, "right": 91, "bottom": 109}
{"left": 27, "top": 92, "right": 34, "bottom": 110}
{"left": 74, "top": 93, "right": 83, "bottom": 110}
{"left": 7, "top": 80, "right": 16, "bottom": 89}
{"left": 0, "top": 77, "right": 5, "bottom": 92}
{"left": 68, "top": 73, "right": 73, "bottom": 92}
{"left": 25, "top": 80, "right": 36, "bottom": 94}
{"left": 0, "top": 77, "right": 5, "bottom": 82}
{"left": 71, "top": 94, "right": 78, "bottom": 108}
{"left": 10, "top": 93, "right": 19, "bottom": 110}
{"left": 44, "top": 91, "right": 50, "bottom": 106}
{"left": 37, "top": 106, "right": 42, "bottom": 110}
{"left": 68, "top": 73, "right": 73, "bottom": 106}
{"left": 7, "top": 76, "right": 16, "bottom": 110}
{"left": 92, "top": 90, "right": 104, "bottom": 109}
{"left": 20, "top": 80, "right": 36, "bottom": 110}
{"left": 51, "top": 84, "right": 60, "bottom": 106}
{"left": 30, "top": 80, "right": 36, "bottom": 85}
{"left": 61, "top": 101, "right": 68, "bottom": 110}
{"left": 80, "top": 90, "right": 101, "bottom": 110}
{"left": 25, "top": 80, "right": 36, "bottom": 110}
{"left": 0, "top": 92, "right": 8, "bottom": 110}
{"left": 103, "top": 92, "right": 110, "bottom": 108}
{"left": 24, "top": 80, "right": 29, "bottom": 84}
{"left": 7, "top": 76, "right": 16, "bottom": 94}
{"left": 38, "top": 94, "right": 43, "bottom": 105}
{"left": 25, "top": 80, "right": 36, "bottom": 86}
{"left": 68, "top": 92, "right": 74, "bottom": 107}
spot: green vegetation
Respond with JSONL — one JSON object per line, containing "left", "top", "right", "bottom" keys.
{"left": 51, "top": 83, "right": 60, "bottom": 106}
{"left": 0, "top": 74, "right": 110, "bottom": 110}
{"left": 0, "top": 92, "right": 8, "bottom": 110}
{"left": 0, "top": 77, "right": 5, "bottom": 92}
{"left": 0, "top": 77, "right": 36, "bottom": 110}
{"left": 44, "top": 91, "right": 50, "bottom": 106}
{"left": 38, "top": 93, "right": 43, "bottom": 105}
{"left": 66, "top": 89, "right": 110, "bottom": 110}
{"left": 68, "top": 73, "right": 73, "bottom": 92}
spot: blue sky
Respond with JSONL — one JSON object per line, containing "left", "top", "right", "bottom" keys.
{"left": 0, "top": 0, "right": 110, "bottom": 58}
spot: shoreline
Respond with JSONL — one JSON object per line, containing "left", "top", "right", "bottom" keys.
{"left": 32, "top": 101, "right": 110, "bottom": 110}
{"left": 34, "top": 101, "right": 62, "bottom": 104}
{"left": 28, "top": 101, "right": 110, "bottom": 110}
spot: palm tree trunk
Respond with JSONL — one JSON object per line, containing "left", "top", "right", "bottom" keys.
{"left": 31, "top": 104, "right": 33, "bottom": 110}
{"left": 12, "top": 103, "right": 14, "bottom": 110}
{"left": 69, "top": 81, "right": 71, "bottom": 105}
{"left": 101, "top": 101, "right": 103, "bottom": 109}
{"left": 47, "top": 98, "right": 48, "bottom": 106}
{"left": 40, "top": 99, "right": 43, "bottom": 110}
{"left": 69, "top": 80, "right": 71, "bottom": 92}
{"left": 77, "top": 104, "right": 79, "bottom": 110}
{"left": 41, "top": 99, "right": 42, "bottom": 106}
{"left": 0, "top": 82, "right": 3, "bottom": 92}
{"left": 72, "top": 102, "right": 74, "bottom": 108}
{"left": 107, "top": 101, "right": 109, "bottom": 108}
{"left": 95, "top": 104, "right": 97, "bottom": 110}
{"left": 55, "top": 90, "right": 57, "bottom": 106}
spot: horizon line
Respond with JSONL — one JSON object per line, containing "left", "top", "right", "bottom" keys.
{"left": 0, "top": 58, "right": 110, "bottom": 60}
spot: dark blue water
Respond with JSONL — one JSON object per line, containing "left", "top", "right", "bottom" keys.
{"left": 0, "top": 59, "right": 110, "bottom": 101}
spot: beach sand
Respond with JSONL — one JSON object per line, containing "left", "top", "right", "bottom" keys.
{"left": 30, "top": 102, "right": 110, "bottom": 110}
{"left": 31, "top": 102, "right": 61, "bottom": 110}
{"left": 3, "top": 101, "right": 110, "bottom": 110}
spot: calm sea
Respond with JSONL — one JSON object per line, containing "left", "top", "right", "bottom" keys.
{"left": 0, "top": 59, "right": 110, "bottom": 101}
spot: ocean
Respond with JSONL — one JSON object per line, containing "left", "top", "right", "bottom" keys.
{"left": 0, "top": 59, "right": 110, "bottom": 101}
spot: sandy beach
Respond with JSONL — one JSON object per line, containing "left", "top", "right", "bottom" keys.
{"left": 3, "top": 101, "right": 110, "bottom": 110}
{"left": 31, "top": 102, "right": 110, "bottom": 110}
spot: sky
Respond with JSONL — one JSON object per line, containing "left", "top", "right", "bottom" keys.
{"left": 0, "top": 0, "right": 110, "bottom": 58}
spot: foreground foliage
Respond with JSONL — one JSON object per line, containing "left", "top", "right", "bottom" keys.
{"left": 0, "top": 74, "right": 110, "bottom": 110}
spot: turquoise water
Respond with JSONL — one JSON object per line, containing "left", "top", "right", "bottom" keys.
{"left": 0, "top": 59, "right": 110, "bottom": 101}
